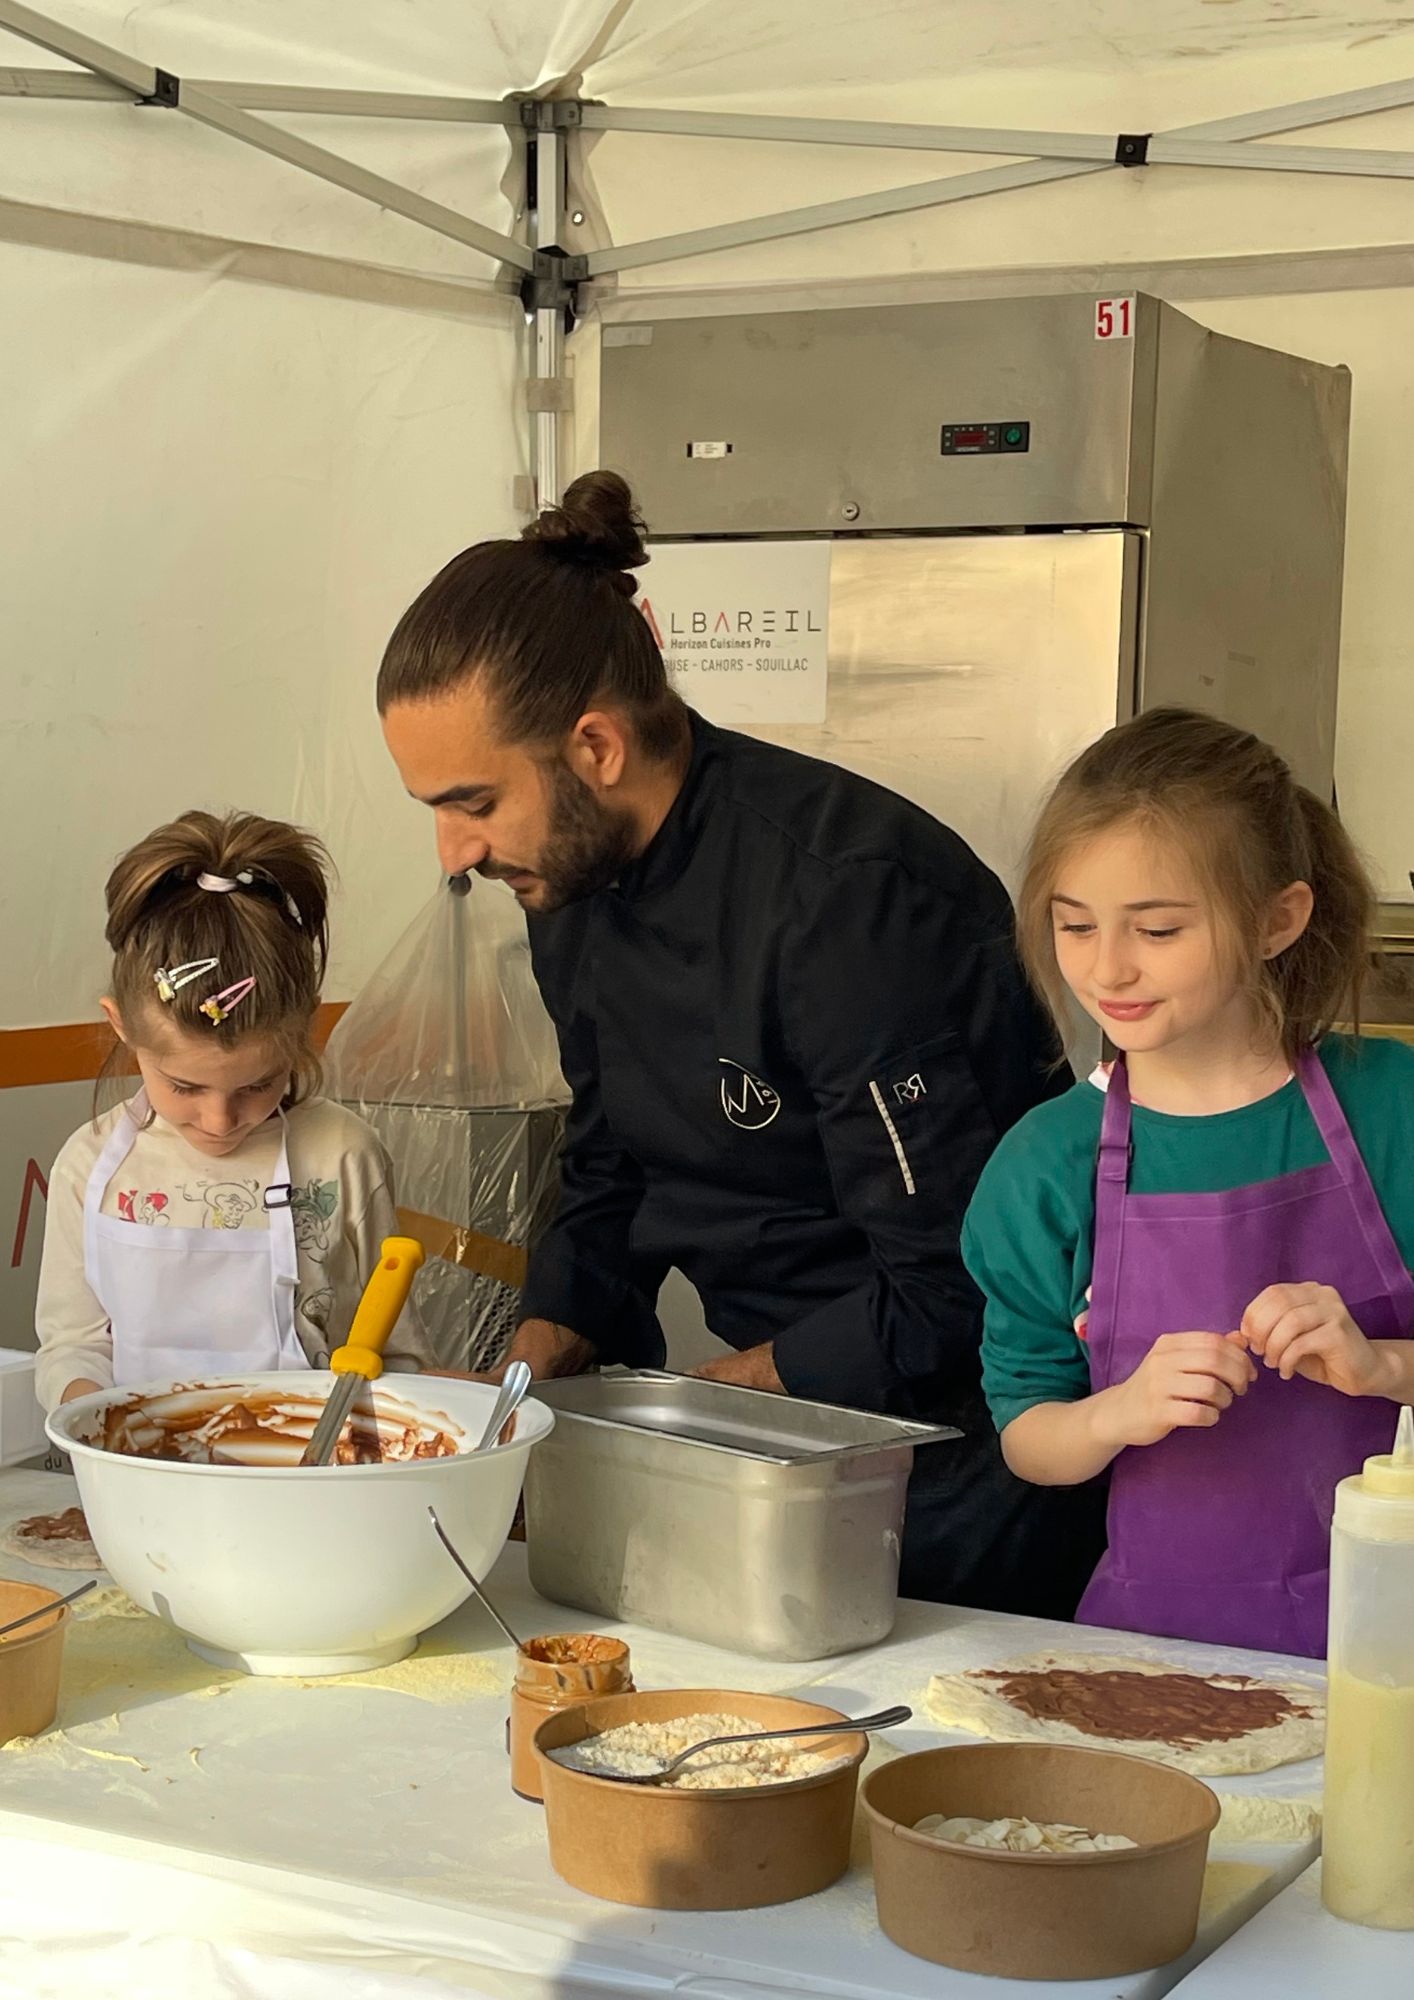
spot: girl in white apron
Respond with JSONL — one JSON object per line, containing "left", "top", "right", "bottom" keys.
{"left": 34, "top": 809, "right": 433, "bottom": 1410}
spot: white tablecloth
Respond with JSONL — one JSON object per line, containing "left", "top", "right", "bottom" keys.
{"left": 0, "top": 1470, "right": 1325, "bottom": 2000}
{"left": 1170, "top": 1862, "right": 1411, "bottom": 1999}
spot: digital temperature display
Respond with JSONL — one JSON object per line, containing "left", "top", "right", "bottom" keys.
{"left": 940, "top": 421, "right": 1030, "bottom": 457}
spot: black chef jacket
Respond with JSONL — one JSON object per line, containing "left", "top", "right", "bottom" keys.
{"left": 522, "top": 713, "right": 1107, "bottom": 1617}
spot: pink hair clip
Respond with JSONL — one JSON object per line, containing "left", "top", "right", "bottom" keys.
{"left": 199, "top": 976, "right": 256, "bottom": 1026}
{"left": 155, "top": 958, "right": 220, "bottom": 1004}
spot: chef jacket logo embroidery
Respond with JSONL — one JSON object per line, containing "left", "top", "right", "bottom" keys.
{"left": 719, "top": 1058, "right": 782, "bottom": 1131}
{"left": 893, "top": 1073, "right": 927, "bottom": 1105}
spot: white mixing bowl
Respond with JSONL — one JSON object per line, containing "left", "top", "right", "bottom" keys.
{"left": 46, "top": 1372, "right": 553, "bottom": 1677}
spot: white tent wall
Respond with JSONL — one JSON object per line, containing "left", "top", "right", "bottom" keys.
{"left": 5, "top": 249, "right": 523, "bottom": 1026}
{"left": 0, "top": 0, "right": 561, "bottom": 1349}
{"left": 1, "top": 246, "right": 523, "bottom": 1343}
{"left": 1165, "top": 288, "right": 1414, "bottom": 900}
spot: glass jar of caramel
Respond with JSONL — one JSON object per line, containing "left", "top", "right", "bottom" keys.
{"left": 508, "top": 1633, "right": 634, "bottom": 1801}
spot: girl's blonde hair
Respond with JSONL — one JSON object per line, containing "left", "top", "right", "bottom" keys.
{"left": 101, "top": 810, "right": 332, "bottom": 1107}
{"left": 1018, "top": 708, "right": 1375, "bottom": 1062}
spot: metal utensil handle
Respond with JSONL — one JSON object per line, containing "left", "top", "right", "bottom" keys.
{"left": 666, "top": 1703, "right": 912, "bottom": 1773}
{"left": 477, "top": 1360, "right": 532, "bottom": 1452}
{"left": 0, "top": 1577, "right": 98, "bottom": 1641}
{"left": 301, "top": 1371, "right": 359, "bottom": 1468}
{"left": 427, "top": 1507, "right": 525, "bottom": 1654}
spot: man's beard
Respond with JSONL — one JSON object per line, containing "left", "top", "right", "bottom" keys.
{"left": 513, "top": 757, "right": 640, "bottom": 911}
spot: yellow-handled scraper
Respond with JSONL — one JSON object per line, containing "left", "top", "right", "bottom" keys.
{"left": 300, "top": 1236, "right": 425, "bottom": 1467}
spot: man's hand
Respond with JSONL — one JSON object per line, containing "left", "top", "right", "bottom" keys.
{"left": 692, "top": 1342, "right": 784, "bottom": 1393}
{"left": 429, "top": 1319, "right": 596, "bottom": 1387}
{"left": 508, "top": 1319, "right": 598, "bottom": 1379}
{"left": 1238, "top": 1284, "right": 1410, "bottom": 1399}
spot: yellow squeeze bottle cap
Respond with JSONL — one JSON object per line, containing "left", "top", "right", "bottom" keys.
{"left": 1364, "top": 1403, "right": 1414, "bottom": 1498}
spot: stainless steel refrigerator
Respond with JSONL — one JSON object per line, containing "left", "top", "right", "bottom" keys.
{"left": 600, "top": 291, "right": 1350, "bottom": 892}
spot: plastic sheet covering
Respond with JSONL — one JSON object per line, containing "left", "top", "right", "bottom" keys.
{"left": 323, "top": 877, "right": 568, "bottom": 1372}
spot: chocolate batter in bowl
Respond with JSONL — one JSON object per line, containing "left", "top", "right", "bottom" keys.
{"left": 45, "top": 1372, "right": 554, "bottom": 1677}
{"left": 92, "top": 1381, "right": 466, "bottom": 1466}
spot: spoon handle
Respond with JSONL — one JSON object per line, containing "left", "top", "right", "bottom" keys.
{"left": 477, "top": 1360, "right": 532, "bottom": 1452}
{"left": 427, "top": 1507, "right": 524, "bottom": 1654}
{"left": 0, "top": 1577, "right": 98, "bottom": 1641}
{"left": 666, "top": 1703, "right": 912, "bottom": 1773}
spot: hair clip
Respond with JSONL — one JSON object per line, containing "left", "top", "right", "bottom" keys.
{"left": 198, "top": 866, "right": 302, "bottom": 927}
{"left": 154, "top": 958, "right": 220, "bottom": 1004}
{"left": 199, "top": 976, "right": 256, "bottom": 1026}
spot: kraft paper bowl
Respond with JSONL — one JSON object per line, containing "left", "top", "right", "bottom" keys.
{"left": 862, "top": 1742, "right": 1221, "bottom": 1980}
{"left": 535, "top": 1686, "right": 867, "bottom": 1910}
{"left": 0, "top": 1581, "right": 69, "bottom": 1744}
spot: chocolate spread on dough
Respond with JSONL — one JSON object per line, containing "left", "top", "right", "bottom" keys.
{"left": 980, "top": 1667, "right": 1314, "bottom": 1750}
{"left": 14, "top": 1506, "right": 92, "bottom": 1544}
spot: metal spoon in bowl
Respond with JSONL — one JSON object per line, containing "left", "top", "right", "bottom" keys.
{"left": 428, "top": 1507, "right": 576, "bottom": 1691}
{"left": 475, "top": 1360, "right": 532, "bottom": 1453}
{"left": 427, "top": 1507, "right": 526, "bottom": 1652}
{"left": 0, "top": 1578, "right": 98, "bottom": 1642}
{"left": 549, "top": 1704, "right": 913, "bottom": 1787}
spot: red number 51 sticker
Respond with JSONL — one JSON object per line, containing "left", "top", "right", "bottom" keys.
{"left": 1095, "top": 296, "right": 1135, "bottom": 341}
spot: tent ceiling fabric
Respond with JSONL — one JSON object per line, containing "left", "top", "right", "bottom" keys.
{"left": 579, "top": 0, "right": 1414, "bottom": 97}
{"left": 4, "top": 1, "right": 1408, "bottom": 92}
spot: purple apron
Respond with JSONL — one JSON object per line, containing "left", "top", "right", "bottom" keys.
{"left": 1079, "top": 1048, "right": 1410, "bottom": 1658}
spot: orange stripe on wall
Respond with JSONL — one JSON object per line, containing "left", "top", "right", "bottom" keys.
{"left": 0, "top": 1002, "right": 348, "bottom": 1091}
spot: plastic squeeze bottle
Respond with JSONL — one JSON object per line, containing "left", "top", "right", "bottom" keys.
{"left": 1322, "top": 1403, "right": 1414, "bottom": 1928}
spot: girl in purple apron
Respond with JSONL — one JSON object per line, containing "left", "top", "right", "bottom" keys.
{"left": 963, "top": 708, "right": 1414, "bottom": 1658}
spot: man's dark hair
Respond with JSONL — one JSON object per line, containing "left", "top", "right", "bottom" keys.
{"left": 377, "top": 469, "right": 685, "bottom": 758}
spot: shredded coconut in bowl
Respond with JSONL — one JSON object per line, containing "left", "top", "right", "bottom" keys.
{"left": 563, "top": 1712, "right": 851, "bottom": 1789}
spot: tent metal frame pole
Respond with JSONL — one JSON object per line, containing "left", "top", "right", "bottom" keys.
{"left": 0, "top": 1, "right": 533, "bottom": 270}
{"left": 7, "top": 64, "right": 1414, "bottom": 163}
{"left": 580, "top": 114, "right": 1414, "bottom": 184}
{"left": 1148, "top": 135, "right": 1414, "bottom": 179}
{"left": 531, "top": 125, "right": 564, "bottom": 511}
{"left": 583, "top": 75, "right": 1414, "bottom": 278}
{"left": 578, "top": 77, "right": 1414, "bottom": 156}
{"left": 0, "top": 69, "right": 514, "bottom": 120}
{"left": 6, "top": 3, "right": 1414, "bottom": 300}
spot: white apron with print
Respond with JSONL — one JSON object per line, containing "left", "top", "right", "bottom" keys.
{"left": 84, "top": 1094, "right": 308, "bottom": 1384}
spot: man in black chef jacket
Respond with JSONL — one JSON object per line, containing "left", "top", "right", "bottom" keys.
{"left": 379, "top": 471, "right": 1106, "bottom": 1617}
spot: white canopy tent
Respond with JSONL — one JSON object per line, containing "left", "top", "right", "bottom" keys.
{"left": 4, "top": 1, "right": 1414, "bottom": 1336}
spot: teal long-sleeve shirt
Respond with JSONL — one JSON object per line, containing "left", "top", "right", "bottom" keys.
{"left": 962, "top": 1034, "right": 1414, "bottom": 1433}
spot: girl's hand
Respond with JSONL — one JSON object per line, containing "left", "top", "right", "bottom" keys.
{"left": 1238, "top": 1284, "right": 1395, "bottom": 1398}
{"left": 1102, "top": 1332, "right": 1257, "bottom": 1449}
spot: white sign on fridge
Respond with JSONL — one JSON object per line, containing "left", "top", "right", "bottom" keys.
{"left": 637, "top": 541, "right": 830, "bottom": 726}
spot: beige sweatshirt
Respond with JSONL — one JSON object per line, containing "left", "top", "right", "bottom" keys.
{"left": 35, "top": 1095, "right": 436, "bottom": 1411}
